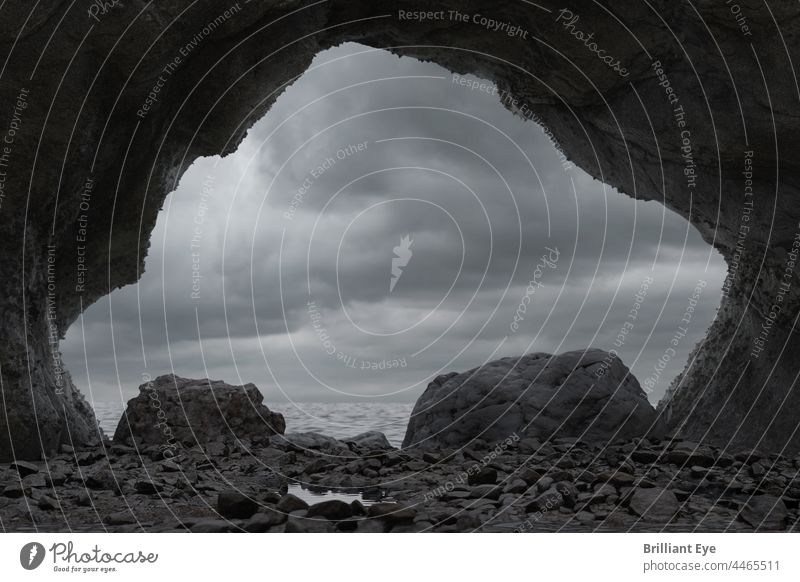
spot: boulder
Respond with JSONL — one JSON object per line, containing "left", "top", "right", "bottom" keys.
{"left": 113, "top": 374, "right": 285, "bottom": 447}
{"left": 403, "top": 350, "right": 660, "bottom": 449}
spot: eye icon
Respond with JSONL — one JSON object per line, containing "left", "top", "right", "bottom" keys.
{"left": 20, "top": 542, "right": 46, "bottom": 570}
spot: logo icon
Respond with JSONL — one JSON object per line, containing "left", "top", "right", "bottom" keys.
{"left": 20, "top": 542, "right": 45, "bottom": 570}
{"left": 389, "top": 234, "right": 413, "bottom": 293}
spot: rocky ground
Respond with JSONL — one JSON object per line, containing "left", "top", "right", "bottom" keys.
{"left": 2, "top": 432, "right": 798, "bottom": 533}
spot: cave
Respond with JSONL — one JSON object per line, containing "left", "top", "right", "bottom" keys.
{"left": 1, "top": 1, "right": 799, "bottom": 462}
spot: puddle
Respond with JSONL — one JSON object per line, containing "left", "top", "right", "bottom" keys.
{"left": 287, "top": 483, "right": 392, "bottom": 506}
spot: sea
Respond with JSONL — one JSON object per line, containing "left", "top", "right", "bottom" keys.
{"left": 93, "top": 401, "right": 414, "bottom": 448}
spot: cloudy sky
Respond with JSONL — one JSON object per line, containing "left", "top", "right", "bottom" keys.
{"left": 62, "top": 43, "right": 726, "bottom": 409}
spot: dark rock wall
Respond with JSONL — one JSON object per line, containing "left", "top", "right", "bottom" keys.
{"left": 1, "top": 1, "right": 798, "bottom": 459}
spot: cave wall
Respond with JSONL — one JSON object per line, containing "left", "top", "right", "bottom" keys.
{"left": 1, "top": 0, "right": 799, "bottom": 460}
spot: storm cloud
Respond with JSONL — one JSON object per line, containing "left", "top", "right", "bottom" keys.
{"left": 61, "top": 43, "right": 726, "bottom": 407}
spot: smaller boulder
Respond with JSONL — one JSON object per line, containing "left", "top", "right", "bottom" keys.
{"left": 628, "top": 487, "right": 680, "bottom": 522}
{"left": 306, "top": 500, "right": 353, "bottom": 521}
{"left": 217, "top": 491, "right": 259, "bottom": 519}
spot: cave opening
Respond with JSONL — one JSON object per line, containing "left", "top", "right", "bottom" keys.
{"left": 60, "top": 43, "right": 725, "bottom": 439}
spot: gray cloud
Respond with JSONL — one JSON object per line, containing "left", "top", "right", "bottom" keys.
{"left": 62, "top": 43, "right": 726, "bottom": 408}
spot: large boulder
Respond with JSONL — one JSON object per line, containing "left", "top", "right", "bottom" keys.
{"left": 403, "top": 349, "right": 659, "bottom": 449}
{"left": 113, "top": 375, "right": 285, "bottom": 449}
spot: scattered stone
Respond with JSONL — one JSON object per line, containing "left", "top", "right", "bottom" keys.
{"left": 597, "top": 470, "right": 635, "bottom": 487}
{"left": 22, "top": 473, "right": 46, "bottom": 488}
{"left": 575, "top": 511, "right": 595, "bottom": 523}
{"left": 631, "top": 449, "right": 660, "bottom": 463}
{"left": 422, "top": 452, "right": 441, "bottom": 464}
{"left": 667, "top": 445, "right": 715, "bottom": 468}
{"left": 367, "top": 503, "right": 416, "bottom": 523}
{"left": 38, "top": 495, "right": 59, "bottom": 510}
{"left": 468, "top": 468, "right": 497, "bottom": 486}
{"left": 84, "top": 464, "right": 121, "bottom": 492}
{"left": 738, "top": 495, "right": 788, "bottom": 531}
{"left": 517, "top": 467, "right": 542, "bottom": 484}
{"left": 104, "top": 511, "right": 136, "bottom": 526}
{"left": 344, "top": 431, "right": 393, "bottom": 451}
{"left": 244, "top": 509, "right": 286, "bottom": 532}
{"left": 134, "top": 480, "right": 164, "bottom": 495}
{"left": 628, "top": 487, "right": 680, "bottom": 522}
{"left": 469, "top": 485, "right": 500, "bottom": 500}
{"left": 217, "top": 491, "right": 259, "bottom": 519}
{"left": 9, "top": 460, "right": 39, "bottom": 477}
{"left": 526, "top": 487, "right": 567, "bottom": 514}
{"left": 303, "top": 458, "right": 332, "bottom": 475}
{"left": 1, "top": 483, "right": 25, "bottom": 498}
{"left": 504, "top": 478, "right": 529, "bottom": 494}
{"left": 284, "top": 517, "right": 334, "bottom": 533}
{"left": 276, "top": 493, "right": 308, "bottom": 513}
{"left": 306, "top": 500, "right": 353, "bottom": 521}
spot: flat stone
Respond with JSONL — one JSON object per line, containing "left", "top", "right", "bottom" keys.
{"left": 306, "top": 499, "right": 353, "bottom": 521}
{"left": 469, "top": 484, "right": 501, "bottom": 500}
{"left": 276, "top": 493, "right": 308, "bottom": 513}
{"left": 526, "top": 487, "right": 567, "bottom": 514}
{"left": 468, "top": 467, "right": 497, "bottom": 486}
{"left": 244, "top": 509, "right": 286, "bottom": 532}
{"left": 628, "top": 487, "right": 680, "bottom": 522}
{"left": 367, "top": 502, "right": 416, "bottom": 523}
{"left": 134, "top": 479, "right": 164, "bottom": 494}
{"left": 738, "top": 495, "right": 788, "bottom": 531}
{"left": 217, "top": 491, "right": 259, "bottom": 519}
{"left": 344, "top": 431, "right": 393, "bottom": 451}
{"left": 9, "top": 460, "right": 39, "bottom": 477}
{"left": 104, "top": 511, "right": 137, "bottom": 526}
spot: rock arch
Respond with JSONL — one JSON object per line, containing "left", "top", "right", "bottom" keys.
{"left": 1, "top": 1, "right": 798, "bottom": 460}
